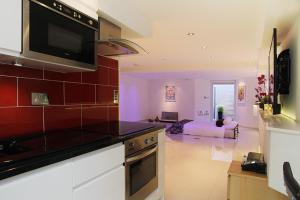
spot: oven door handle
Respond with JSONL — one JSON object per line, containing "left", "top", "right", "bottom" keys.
{"left": 126, "top": 146, "right": 158, "bottom": 164}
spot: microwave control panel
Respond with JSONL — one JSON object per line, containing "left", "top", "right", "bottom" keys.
{"left": 31, "top": 0, "right": 98, "bottom": 29}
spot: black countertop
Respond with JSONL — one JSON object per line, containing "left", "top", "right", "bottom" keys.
{"left": 0, "top": 121, "right": 165, "bottom": 181}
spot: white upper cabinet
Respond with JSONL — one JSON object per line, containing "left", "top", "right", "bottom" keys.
{"left": 0, "top": 0, "right": 22, "bottom": 54}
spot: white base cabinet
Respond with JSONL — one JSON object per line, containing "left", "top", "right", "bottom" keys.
{"left": 0, "top": 143, "right": 125, "bottom": 200}
{"left": 0, "top": 161, "right": 73, "bottom": 200}
{"left": 0, "top": 131, "right": 166, "bottom": 200}
{"left": 74, "top": 166, "right": 125, "bottom": 200}
{"left": 72, "top": 143, "right": 125, "bottom": 200}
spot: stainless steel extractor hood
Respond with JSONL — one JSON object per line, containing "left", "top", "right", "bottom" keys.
{"left": 97, "top": 18, "right": 147, "bottom": 56}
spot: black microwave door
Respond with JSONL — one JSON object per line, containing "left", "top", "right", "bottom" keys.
{"left": 29, "top": 2, "right": 95, "bottom": 65}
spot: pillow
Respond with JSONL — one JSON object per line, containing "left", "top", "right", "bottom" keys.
{"left": 223, "top": 117, "right": 232, "bottom": 125}
{"left": 224, "top": 121, "right": 238, "bottom": 129}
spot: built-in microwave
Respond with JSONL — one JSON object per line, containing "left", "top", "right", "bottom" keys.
{"left": 22, "top": 0, "right": 98, "bottom": 71}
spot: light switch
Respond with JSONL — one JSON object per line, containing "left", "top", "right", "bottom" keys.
{"left": 113, "top": 90, "right": 119, "bottom": 104}
{"left": 31, "top": 93, "right": 49, "bottom": 106}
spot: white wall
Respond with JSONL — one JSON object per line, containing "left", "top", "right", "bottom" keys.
{"left": 120, "top": 74, "right": 257, "bottom": 128}
{"left": 119, "top": 74, "right": 150, "bottom": 121}
{"left": 148, "top": 79, "right": 195, "bottom": 120}
{"left": 194, "top": 79, "right": 211, "bottom": 122}
{"left": 236, "top": 77, "right": 259, "bottom": 128}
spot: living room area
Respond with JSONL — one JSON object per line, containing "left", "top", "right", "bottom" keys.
{"left": 119, "top": 73, "right": 261, "bottom": 199}
{"left": 119, "top": 74, "right": 258, "bottom": 129}
{"left": 116, "top": 0, "right": 300, "bottom": 199}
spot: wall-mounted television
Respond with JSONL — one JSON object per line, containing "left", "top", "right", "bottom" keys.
{"left": 277, "top": 49, "right": 291, "bottom": 94}
{"left": 268, "top": 28, "right": 281, "bottom": 115}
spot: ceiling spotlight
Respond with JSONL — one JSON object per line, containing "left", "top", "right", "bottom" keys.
{"left": 202, "top": 46, "right": 207, "bottom": 49}
{"left": 187, "top": 32, "right": 195, "bottom": 36}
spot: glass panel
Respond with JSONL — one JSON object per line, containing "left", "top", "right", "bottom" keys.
{"left": 212, "top": 83, "right": 235, "bottom": 120}
{"left": 48, "top": 23, "right": 82, "bottom": 54}
{"left": 130, "top": 153, "right": 156, "bottom": 195}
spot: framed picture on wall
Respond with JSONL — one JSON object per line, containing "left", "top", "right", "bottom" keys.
{"left": 237, "top": 84, "right": 246, "bottom": 105}
{"left": 165, "top": 86, "right": 176, "bottom": 102}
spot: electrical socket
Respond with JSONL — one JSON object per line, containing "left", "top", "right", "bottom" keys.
{"left": 113, "top": 90, "right": 119, "bottom": 104}
{"left": 31, "top": 93, "right": 49, "bottom": 106}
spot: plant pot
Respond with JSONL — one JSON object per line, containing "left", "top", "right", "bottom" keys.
{"left": 216, "top": 120, "right": 223, "bottom": 127}
{"left": 218, "top": 111, "right": 223, "bottom": 120}
{"left": 259, "top": 102, "right": 264, "bottom": 110}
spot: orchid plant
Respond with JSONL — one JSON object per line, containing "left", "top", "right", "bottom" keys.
{"left": 255, "top": 74, "right": 267, "bottom": 102}
{"left": 255, "top": 74, "right": 274, "bottom": 103}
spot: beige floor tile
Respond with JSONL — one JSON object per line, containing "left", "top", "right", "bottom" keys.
{"left": 165, "top": 127, "right": 259, "bottom": 200}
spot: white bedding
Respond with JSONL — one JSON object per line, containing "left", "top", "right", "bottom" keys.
{"left": 183, "top": 121, "right": 225, "bottom": 138}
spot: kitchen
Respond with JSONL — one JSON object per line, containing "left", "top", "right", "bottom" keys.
{"left": 0, "top": 0, "right": 165, "bottom": 200}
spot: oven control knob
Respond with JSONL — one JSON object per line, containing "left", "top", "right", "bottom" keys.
{"left": 151, "top": 137, "right": 154, "bottom": 141}
{"left": 88, "top": 20, "right": 93, "bottom": 25}
{"left": 78, "top": 14, "right": 81, "bottom": 19}
{"left": 144, "top": 139, "right": 149, "bottom": 144}
{"left": 53, "top": 2, "right": 57, "bottom": 7}
{"left": 73, "top": 12, "right": 77, "bottom": 18}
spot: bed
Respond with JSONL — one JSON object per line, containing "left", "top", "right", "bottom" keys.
{"left": 181, "top": 118, "right": 239, "bottom": 139}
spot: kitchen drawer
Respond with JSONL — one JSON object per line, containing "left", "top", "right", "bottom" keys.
{"left": 72, "top": 143, "right": 124, "bottom": 187}
{"left": 73, "top": 165, "right": 125, "bottom": 200}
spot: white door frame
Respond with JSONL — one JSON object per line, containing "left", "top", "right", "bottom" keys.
{"left": 210, "top": 80, "right": 237, "bottom": 121}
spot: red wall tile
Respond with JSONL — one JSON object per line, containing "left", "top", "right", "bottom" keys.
{"left": 18, "top": 78, "right": 64, "bottom": 106}
{"left": 0, "top": 76, "right": 17, "bottom": 106}
{"left": 65, "top": 83, "right": 95, "bottom": 105}
{"left": 82, "top": 66, "right": 109, "bottom": 85}
{"left": 44, "top": 106, "right": 81, "bottom": 131}
{"left": 44, "top": 71, "right": 81, "bottom": 83}
{"left": 109, "top": 69, "right": 119, "bottom": 86}
{"left": 0, "top": 63, "right": 43, "bottom": 79}
{"left": 109, "top": 107, "right": 119, "bottom": 122}
{"left": 82, "top": 106, "right": 108, "bottom": 126}
{"left": 96, "top": 86, "right": 118, "bottom": 105}
{"left": 98, "top": 56, "right": 118, "bottom": 69}
{"left": 0, "top": 56, "right": 119, "bottom": 138}
{"left": 0, "top": 107, "right": 43, "bottom": 139}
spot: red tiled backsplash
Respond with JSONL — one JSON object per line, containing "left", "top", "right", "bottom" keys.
{"left": 0, "top": 56, "right": 119, "bottom": 139}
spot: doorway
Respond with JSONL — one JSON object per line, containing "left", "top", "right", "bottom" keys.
{"left": 212, "top": 82, "right": 236, "bottom": 120}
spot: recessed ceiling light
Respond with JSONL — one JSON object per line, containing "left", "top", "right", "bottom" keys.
{"left": 202, "top": 46, "right": 207, "bottom": 49}
{"left": 187, "top": 32, "right": 195, "bottom": 36}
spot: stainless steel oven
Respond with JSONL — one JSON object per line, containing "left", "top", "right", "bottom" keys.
{"left": 125, "top": 131, "right": 159, "bottom": 200}
{"left": 22, "top": 0, "right": 98, "bottom": 70}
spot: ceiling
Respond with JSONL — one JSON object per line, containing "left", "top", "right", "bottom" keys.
{"left": 116, "top": 0, "right": 300, "bottom": 79}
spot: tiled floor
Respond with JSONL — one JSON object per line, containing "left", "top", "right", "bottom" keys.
{"left": 165, "top": 127, "right": 260, "bottom": 200}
